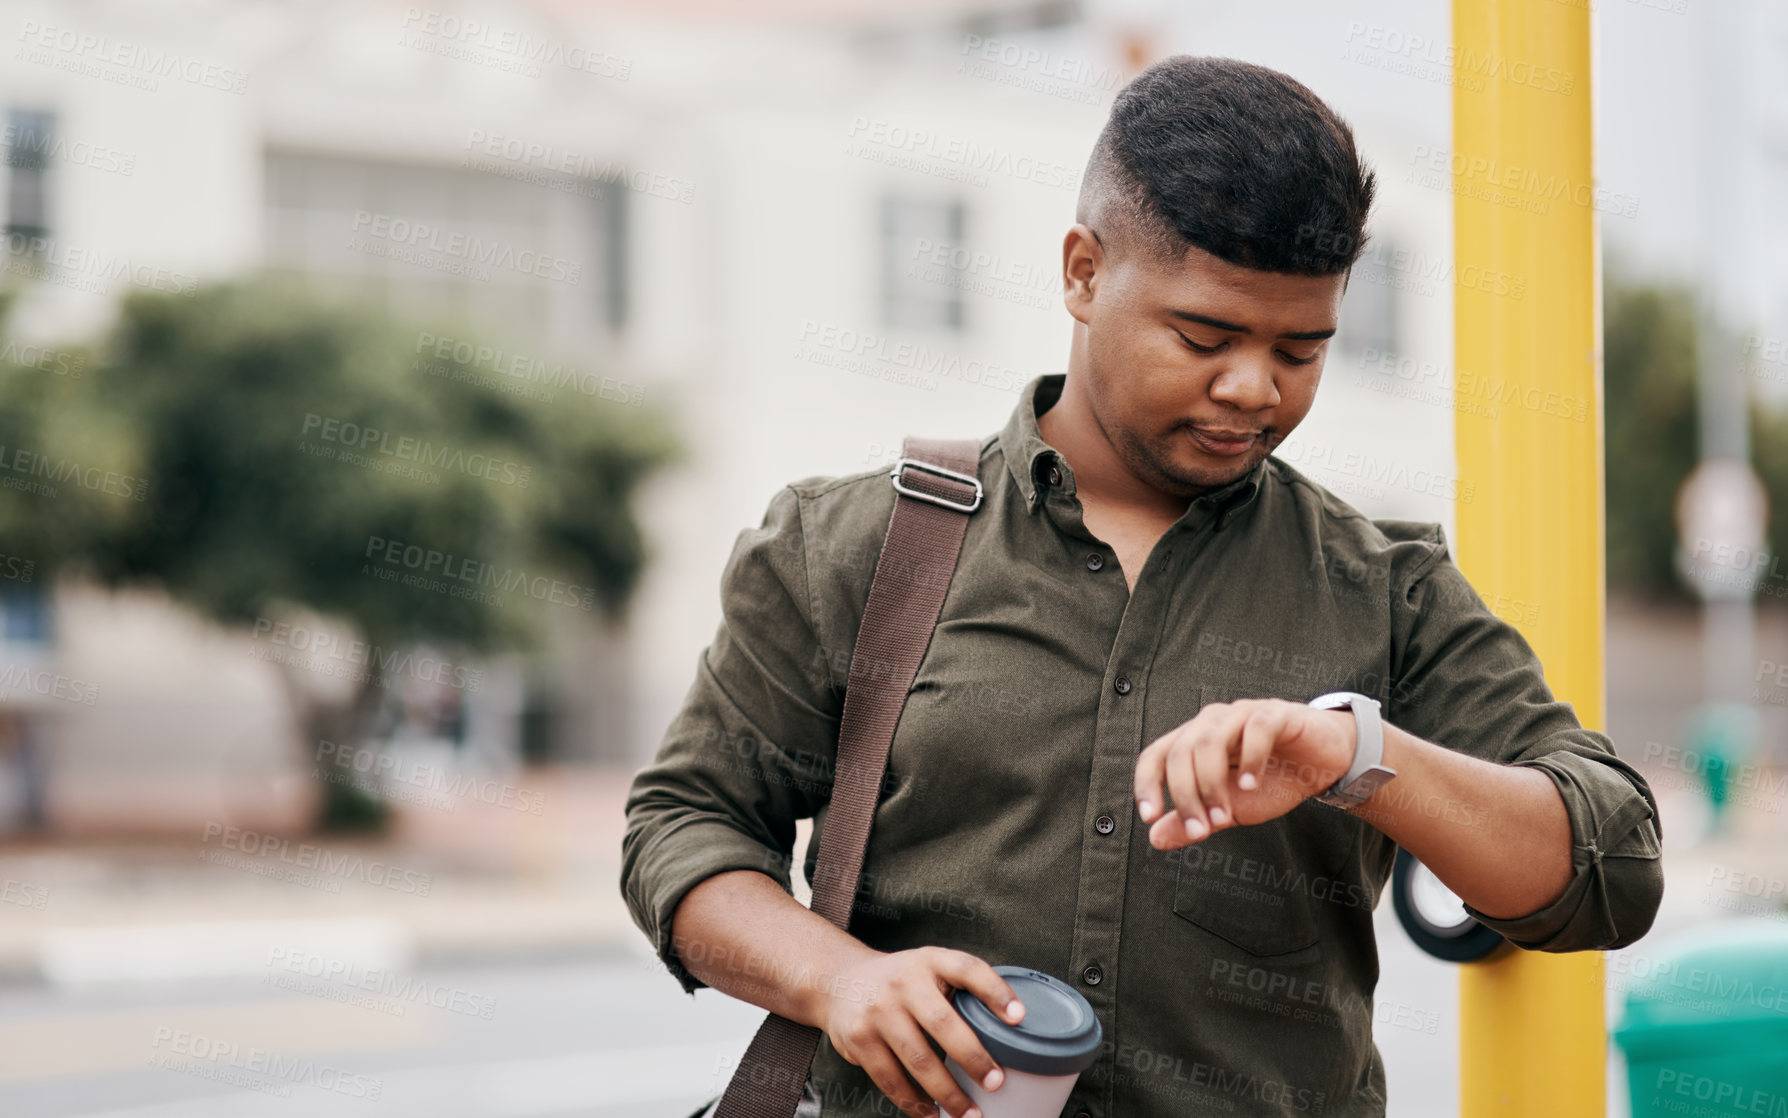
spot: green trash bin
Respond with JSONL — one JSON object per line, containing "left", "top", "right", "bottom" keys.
{"left": 1612, "top": 921, "right": 1788, "bottom": 1118}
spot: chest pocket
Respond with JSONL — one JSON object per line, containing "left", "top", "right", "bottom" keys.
{"left": 1170, "top": 685, "right": 1367, "bottom": 959}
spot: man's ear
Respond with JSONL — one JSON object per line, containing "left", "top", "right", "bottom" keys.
{"left": 1063, "top": 223, "right": 1104, "bottom": 326}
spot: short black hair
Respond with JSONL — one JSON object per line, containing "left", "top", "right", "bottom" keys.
{"left": 1077, "top": 55, "right": 1376, "bottom": 276}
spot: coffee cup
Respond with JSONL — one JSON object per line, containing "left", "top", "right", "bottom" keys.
{"left": 938, "top": 964, "right": 1102, "bottom": 1118}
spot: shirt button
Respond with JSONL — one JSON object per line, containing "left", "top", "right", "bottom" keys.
{"left": 1113, "top": 675, "right": 1132, "bottom": 695}
{"left": 1075, "top": 1111, "right": 1092, "bottom": 1118}
{"left": 1082, "top": 964, "right": 1103, "bottom": 986}
{"left": 1094, "top": 814, "right": 1115, "bottom": 835}
{"left": 1085, "top": 553, "right": 1104, "bottom": 571}
{"left": 1048, "top": 464, "right": 1062, "bottom": 487}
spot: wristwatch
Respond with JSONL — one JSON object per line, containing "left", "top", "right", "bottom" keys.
{"left": 1306, "top": 691, "right": 1396, "bottom": 809}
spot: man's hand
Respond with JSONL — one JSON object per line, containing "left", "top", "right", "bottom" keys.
{"left": 818, "top": 946, "right": 1025, "bottom": 1118}
{"left": 1133, "top": 698, "right": 1358, "bottom": 849}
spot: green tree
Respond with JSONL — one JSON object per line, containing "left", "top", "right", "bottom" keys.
{"left": 5, "top": 276, "right": 677, "bottom": 828}
{"left": 1603, "top": 280, "right": 1701, "bottom": 599}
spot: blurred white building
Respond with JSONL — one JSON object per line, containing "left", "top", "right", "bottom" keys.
{"left": 0, "top": 0, "right": 1779, "bottom": 828}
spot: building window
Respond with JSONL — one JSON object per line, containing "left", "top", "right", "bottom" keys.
{"left": 1336, "top": 241, "right": 1399, "bottom": 357}
{"left": 599, "top": 183, "right": 627, "bottom": 334}
{"left": 262, "top": 148, "right": 628, "bottom": 350}
{"left": 3, "top": 108, "right": 55, "bottom": 246}
{"left": 881, "top": 196, "right": 965, "bottom": 332}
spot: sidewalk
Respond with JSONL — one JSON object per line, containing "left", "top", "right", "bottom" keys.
{"left": 0, "top": 764, "right": 1781, "bottom": 987}
{"left": 0, "top": 767, "right": 656, "bottom": 985}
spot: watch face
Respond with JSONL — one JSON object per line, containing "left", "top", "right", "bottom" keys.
{"left": 1321, "top": 767, "right": 1394, "bottom": 807}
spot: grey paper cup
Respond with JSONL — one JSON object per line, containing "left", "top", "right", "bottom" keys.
{"left": 939, "top": 965, "right": 1102, "bottom": 1118}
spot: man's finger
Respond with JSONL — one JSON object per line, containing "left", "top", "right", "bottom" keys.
{"left": 1183, "top": 701, "right": 1253, "bottom": 836}
{"left": 857, "top": 1039, "right": 934, "bottom": 1118}
{"left": 1134, "top": 718, "right": 1195, "bottom": 825}
{"left": 1191, "top": 712, "right": 1236, "bottom": 832}
{"left": 1235, "top": 702, "right": 1286, "bottom": 798}
{"left": 934, "top": 949, "right": 1024, "bottom": 1030}
{"left": 882, "top": 1015, "right": 976, "bottom": 1118}
{"left": 1165, "top": 717, "right": 1219, "bottom": 841}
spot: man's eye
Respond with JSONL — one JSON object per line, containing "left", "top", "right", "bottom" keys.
{"left": 1277, "top": 350, "right": 1320, "bottom": 366}
{"left": 1176, "top": 332, "right": 1223, "bottom": 355}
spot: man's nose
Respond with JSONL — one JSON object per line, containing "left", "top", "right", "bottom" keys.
{"left": 1209, "top": 354, "right": 1281, "bottom": 411}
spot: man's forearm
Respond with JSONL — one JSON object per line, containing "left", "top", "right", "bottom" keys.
{"left": 670, "top": 869, "right": 882, "bottom": 1026}
{"left": 1356, "top": 722, "right": 1574, "bottom": 920}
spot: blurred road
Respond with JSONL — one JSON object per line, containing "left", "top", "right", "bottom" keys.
{"left": 0, "top": 902, "right": 1606, "bottom": 1118}
{"left": 0, "top": 948, "right": 760, "bottom": 1118}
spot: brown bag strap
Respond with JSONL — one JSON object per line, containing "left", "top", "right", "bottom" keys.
{"left": 713, "top": 436, "right": 982, "bottom": 1118}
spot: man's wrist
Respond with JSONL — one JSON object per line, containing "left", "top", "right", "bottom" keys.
{"left": 1307, "top": 691, "right": 1396, "bottom": 809}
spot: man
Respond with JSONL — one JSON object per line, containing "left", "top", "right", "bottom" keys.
{"left": 622, "top": 55, "right": 1663, "bottom": 1118}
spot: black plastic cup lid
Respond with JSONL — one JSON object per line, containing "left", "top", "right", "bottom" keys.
{"left": 950, "top": 965, "right": 1103, "bottom": 1077}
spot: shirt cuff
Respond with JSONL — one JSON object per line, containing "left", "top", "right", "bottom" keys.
{"left": 1459, "top": 746, "right": 1663, "bottom": 953}
{"left": 622, "top": 816, "right": 796, "bottom": 996}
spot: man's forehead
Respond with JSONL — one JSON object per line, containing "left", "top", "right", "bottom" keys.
{"left": 1127, "top": 250, "right": 1346, "bottom": 327}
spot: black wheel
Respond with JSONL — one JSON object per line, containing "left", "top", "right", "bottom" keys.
{"left": 1391, "top": 847, "right": 1507, "bottom": 963}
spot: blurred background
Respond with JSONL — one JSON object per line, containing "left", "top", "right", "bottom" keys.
{"left": 0, "top": 0, "right": 1783, "bottom": 1115}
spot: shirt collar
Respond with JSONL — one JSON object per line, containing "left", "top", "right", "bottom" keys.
{"left": 1000, "top": 372, "right": 1269, "bottom": 528}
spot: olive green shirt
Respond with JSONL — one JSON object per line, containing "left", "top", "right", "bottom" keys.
{"left": 621, "top": 373, "right": 1664, "bottom": 1118}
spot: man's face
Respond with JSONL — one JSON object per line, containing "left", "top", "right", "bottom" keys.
{"left": 1063, "top": 229, "right": 1347, "bottom": 499}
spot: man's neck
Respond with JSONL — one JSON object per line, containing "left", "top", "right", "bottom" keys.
{"left": 1036, "top": 373, "right": 1199, "bottom": 523}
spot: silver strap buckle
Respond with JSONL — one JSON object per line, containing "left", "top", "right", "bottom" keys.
{"left": 889, "top": 457, "right": 983, "bottom": 513}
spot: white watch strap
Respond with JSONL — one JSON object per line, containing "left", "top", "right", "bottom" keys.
{"left": 1307, "top": 690, "right": 1386, "bottom": 801}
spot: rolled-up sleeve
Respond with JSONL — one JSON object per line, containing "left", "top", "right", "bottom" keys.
{"left": 621, "top": 484, "right": 842, "bottom": 995}
{"left": 1386, "top": 527, "right": 1664, "bottom": 953}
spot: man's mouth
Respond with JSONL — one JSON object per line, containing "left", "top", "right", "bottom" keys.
{"left": 1187, "top": 426, "right": 1260, "bottom": 457}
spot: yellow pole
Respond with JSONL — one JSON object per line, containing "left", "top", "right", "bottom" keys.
{"left": 1452, "top": 3, "right": 1605, "bottom": 1116}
